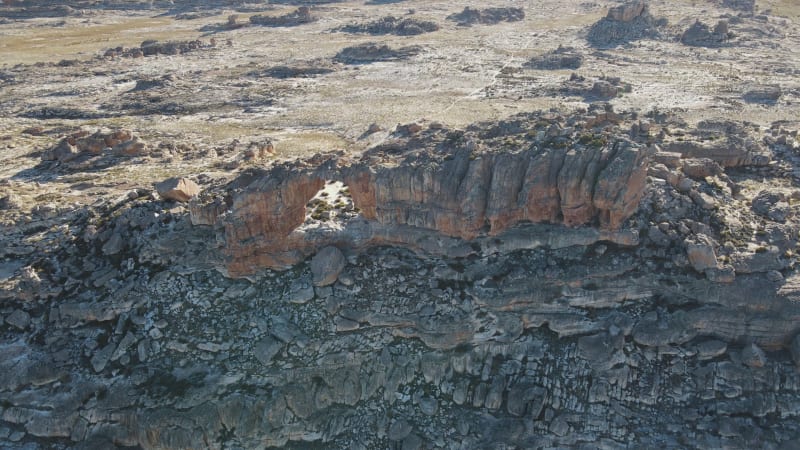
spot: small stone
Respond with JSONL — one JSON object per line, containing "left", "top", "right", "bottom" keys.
{"left": 197, "top": 342, "right": 222, "bottom": 353}
{"left": 9, "top": 431, "right": 24, "bottom": 442}
{"left": 705, "top": 266, "right": 735, "bottom": 283}
{"left": 166, "top": 341, "right": 189, "bottom": 353}
{"left": 102, "top": 232, "right": 124, "bottom": 256}
{"left": 741, "top": 342, "right": 767, "bottom": 368}
{"left": 137, "top": 340, "right": 149, "bottom": 362}
{"left": 402, "top": 434, "right": 423, "bottom": 450}
{"left": 286, "top": 281, "right": 315, "bottom": 304}
{"left": 677, "top": 177, "right": 694, "bottom": 193}
{"left": 388, "top": 419, "right": 413, "bottom": 441}
{"left": 5, "top": 309, "right": 31, "bottom": 330}
{"left": 550, "top": 415, "right": 569, "bottom": 436}
{"left": 686, "top": 234, "right": 717, "bottom": 272}
{"left": 91, "top": 343, "right": 115, "bottom": 372}
{"left": 696, "top": 339, "right": 727, "bottom": 360}
{"left": 418, "top": 396, "right": 438, "bottom": 416}
{"left": 335, "top": 316, "right": 360, "bottom": 332}
{"left": 253, "top": 336, "right": 283, "bottom": 365}
{"left": 112, "top": 137, "right": 148, "bottom": 156}
{"left": 111, "top": 332, "right": 137, "bottom": 361}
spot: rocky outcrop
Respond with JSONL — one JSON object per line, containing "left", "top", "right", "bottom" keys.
{"left": 447, "top": 7, "right": 525, "bottom": 26}
{"left": 338, "top": 16, "right": 440, "bottom": 36}
{"left": 250, "top": 7, "right": 315, "bottom": 27}
{"left": 41, "top": 129, "right": 147, "bottom": 163}
{"left": 333, "top": 42, "right": 422, "bottom": 64}
{"left": 190, "top": 116, "right": 650, "bottom": 276}
{"left": 587, "top": 0, "right": 664, "bottom": 47}
{"left": 104, "top": 39, "right": 210, "bottom": 58}
{"left": 681, "top": 20, "right": 731, "bottom": 47}
{"left": 525, "top": 46, "right": 583, "bottom": 70}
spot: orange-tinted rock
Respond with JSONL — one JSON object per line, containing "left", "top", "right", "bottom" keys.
{"left": 156, "top": 177, "right": 200, "bottom": 203}
{"left": 189, "top": 116, "right": 651, "bottom": 276}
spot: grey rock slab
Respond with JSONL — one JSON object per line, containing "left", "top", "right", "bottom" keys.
{"left": 310, "top": 246, "right": 346, "bottom": 287}
{"left": 253, "top": 336, "right": 283, "bottom": 366}
{"left": 696, "top": 339, "right": 728, "bottom": 360}
{"left": 741, "top": 342, "right": 767, "bottom": 368}
{"left": 418, "top": 395, "right": 438, "bottom": 416}
{"left": 388, "top": 418, "right": 412, "bottom": 441}
{"left": 90, "top": 343, "right": 115, "bottom": 373}
{"left": 111, "top": 332, "right": 137, "bottom": 361}
{"left": 286, "top": 279, "right": 315, "bottom": 304}
{"left": 5, "top": 309, "right": 30, "bottom": 330}
{"left": 506, "top": 384, "right": 546, "bottom": 417}
{"left": 402, "top": 433, "right": 423, "bottom": 450}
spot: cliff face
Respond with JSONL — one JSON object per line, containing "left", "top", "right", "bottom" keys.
{"left": 192, "top": 115, "right": 651, "bottom": 276}
{"left": 345, "top": 138, "right": 648, "bottom": 236}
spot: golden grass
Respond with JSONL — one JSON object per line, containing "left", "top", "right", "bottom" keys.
{"left": 0, "top": 16, "right": 205, "bottom": 65}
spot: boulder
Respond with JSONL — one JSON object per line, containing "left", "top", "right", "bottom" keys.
{"left": 686, "top": 234, "right": 718, "bottom": 272}
{"left": 681, "top": 20, "right": 729, "bottom": 47}
{"left": 112, "top": 137, "right": 148, "bottom": 157}
{"left": 607, "top": 1, "right": 646, "bottom": 22}
{"left": 310, "top": 246, "right": 346, "bottom": 287}
{"left": 741, "top": 342, "right": 767, "bottom": 368}
{"left": 156, "top": 177, "right": 200, "bottom": 203}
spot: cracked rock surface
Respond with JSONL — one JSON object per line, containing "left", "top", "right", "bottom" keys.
{"left": 2, "top": 0, "right": 800, "bottom": 449}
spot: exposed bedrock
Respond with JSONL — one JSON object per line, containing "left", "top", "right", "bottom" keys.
{"left": 191, "top": 132, "right": 650, "bottom": 276}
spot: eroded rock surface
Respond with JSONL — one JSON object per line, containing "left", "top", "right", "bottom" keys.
{"left": 191, "top": 112, "right": 650, "bottom": 276}
{"left": 3, "top": 0, "right": 800, "bottom": 449}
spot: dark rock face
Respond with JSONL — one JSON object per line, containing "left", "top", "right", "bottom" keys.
{"left": 743, "top": 84, "right": 782, "bottom": 104}
{"left": 338, "top": 15, "right": 440, "bottom": 36}
{"left": 333, "top": 42, "right": 423, "bottom": 64}
{"left": 447, "top": 7, "right": 525, "bottom": 26}
{"left": 681, "top": 20, "right": 731, "bottom": 47}
{"left": 250, "top": 7, "right": 315, "bottom": 27}
{"left": 4, "top": 114, "right": 800, "bottom": 449}
{"left": 526, "top": 46, "right": 584, "bottom": 70}
{"left": 722, "top": 0, "right": 755, "bottom": 13}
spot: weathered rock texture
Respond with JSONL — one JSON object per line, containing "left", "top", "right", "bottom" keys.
{"left": 338, "top": 15, "right": 440, "bottom": 36}
{"left": 587, "top": 0, "right": 664, "bottom": 47}
{"left": 41, "top": 129, "right": 147, "bottom": 163}
{"left": 447, "top": 7, "right": 525, "bottom": 26}
{"left": 191, "top": 113, "right": 651, "bottom": 276}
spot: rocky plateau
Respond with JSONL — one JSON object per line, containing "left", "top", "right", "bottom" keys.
{"left": 2, "top": 0, "right": 800, "bottom": 449}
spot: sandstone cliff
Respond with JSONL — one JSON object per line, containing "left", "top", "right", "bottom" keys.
{"left": 191, "top": 112, "right": 651, "bottom": 276}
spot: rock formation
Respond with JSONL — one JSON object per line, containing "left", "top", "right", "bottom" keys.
{"left": 447, "top": 7, "right": 525, "bottom": 26}
{"left": 525, "top": 46, "right": 584, "bottom": 70}
{"left": 337, "top": 16, "right": 440, "bottom": 36}
{"left": 681, "top": 20, "right": 731, "bottom": 47}
{"left": 190, "top": 112, "right": 650, "bottom": 276}
{"left": 587, "top": 0, "right": 664, "bottom": 47}
{"left": 4, "top": 1, "right": 800, "bottom": 448}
